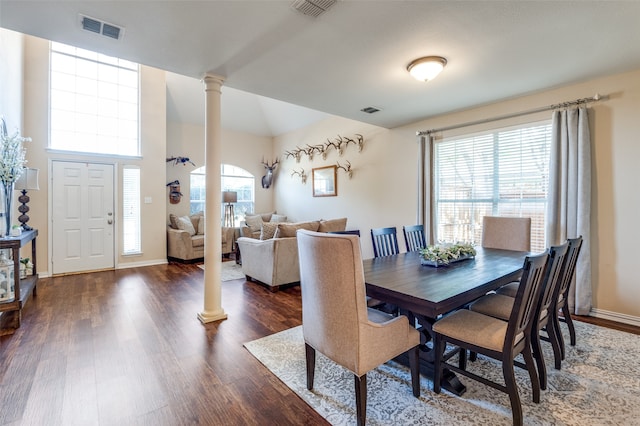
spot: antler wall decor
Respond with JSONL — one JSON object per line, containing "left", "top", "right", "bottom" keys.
{"left": 283, "top": 134, "right": 364, "bottom": 163}
{"left": 290, "top": 168, "right": 307, "bottom": 184}
{"left": 336, "top": 160, "right": 353, "bottom": 178}
{"left": 166, "top": 156, "right": 195, "bottom": 166}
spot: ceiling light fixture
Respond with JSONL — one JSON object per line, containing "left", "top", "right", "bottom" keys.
{"left": 407, "top": 56, "right": 447, "bottom": 82}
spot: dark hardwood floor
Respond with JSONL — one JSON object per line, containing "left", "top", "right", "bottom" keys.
{"left": 1, "top": 262, "right": 638, "bottom": 425}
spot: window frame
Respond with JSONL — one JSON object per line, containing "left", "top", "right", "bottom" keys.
{"left": 431, "top": 121, "right": 552, "bottom": 252}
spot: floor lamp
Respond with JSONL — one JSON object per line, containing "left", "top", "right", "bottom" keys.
{"left": 222, "top": 191, "right": 237, "bottom": 227}
{"left": 15, "top": 168, "right": 40, "bottom": 231}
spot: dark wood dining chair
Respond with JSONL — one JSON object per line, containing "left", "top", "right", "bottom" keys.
{"left": 297, "top": 230, "right": 420, "bottom": 426}
{"left": 432, "top": 251, "right": 549, "bottom": 426}
{"left": 402, "top": 224, "right": 426, "bottom": 252}
{"left": 550, "top": 236, "right": 583, "bottom": 365}
{"left": 470, "top": 241, "right": 569, "bottom": 391}
{"left": 370, "top": 227, "right": 400, "bottom": 258}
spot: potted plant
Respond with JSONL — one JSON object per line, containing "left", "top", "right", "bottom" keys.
{"left": 419, "top": 242, "right": 476, "bottom": 267}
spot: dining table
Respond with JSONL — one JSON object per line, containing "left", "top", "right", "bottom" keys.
{"left": 363, "top": 247, "right": 530, "bottom": 395}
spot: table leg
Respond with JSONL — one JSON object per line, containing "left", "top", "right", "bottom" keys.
{"left": 401, "top": 310, "right": 467, "bottom": 396}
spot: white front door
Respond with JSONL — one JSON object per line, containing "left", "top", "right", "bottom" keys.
{"left": 51, "top": 161, "right": 115, "bottom": 275}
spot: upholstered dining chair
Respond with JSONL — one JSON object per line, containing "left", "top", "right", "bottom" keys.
{"left": 297, "top": 230, "right": 421, "bottom": 426}
{"left": 370, "top": 227, "right": 400, "bottom": 257}
{"left": 402, "top": 224, "right": 426, "bottom": 252}
{"left": 470, "top": 241, "right": 569, "bottom": 391}
{"left": 432, "top": 251, "right": 549, "bottom": 426}
{"left": 481, "top": 216, "right": 532, "bottom": 251}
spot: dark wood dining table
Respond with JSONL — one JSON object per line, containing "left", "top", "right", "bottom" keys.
{"left": 363, "top": 247, "right": 529, "bottom": 395}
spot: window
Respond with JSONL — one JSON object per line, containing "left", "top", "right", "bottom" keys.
{"left": 190, "top": 164, "right": 255, "bottom": 223}
{"left": 433, "top": 122, "right": 551, "bottom": 252}
{"left": 122, "top": 166, "right": 141, "bottom": 254}
{"left": 50, "top": 42, "right": 140, "bottom": 156}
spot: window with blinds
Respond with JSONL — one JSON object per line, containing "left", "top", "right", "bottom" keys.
{"left": 50, "top": 42, "right": 140, "bottom": 156}
{"left": 123, "top": 166, "right": 141, "bottom": 254}
{"left": 434, "top": 122, "right": 551, "bottom": 252}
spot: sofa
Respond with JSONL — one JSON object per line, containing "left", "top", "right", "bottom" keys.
{"left": 167, "top": 212, "right": 236, "bottom": 262}
{"left": 236, "top": 216, "right": 348, "bottom": 291}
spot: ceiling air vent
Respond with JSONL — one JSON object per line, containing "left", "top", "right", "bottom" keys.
{"left": 80, "top": 14, "right": 124, "bottom": 40}
{"left": 291, "top": 0, "right": 337, "bottom": 17}
{"left": 361, "top": 106, "right": 381, "bottom": 114}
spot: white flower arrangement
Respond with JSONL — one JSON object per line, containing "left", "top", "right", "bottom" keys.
{"left": 0, "top": 119, "right": 29, "bottom": 184}
{"left": 420, "top": 242, "right": 476, "bottom": 266}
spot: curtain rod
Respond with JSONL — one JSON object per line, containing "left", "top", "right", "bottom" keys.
{"left": 416, "top": 93, "right": 606, "bottom": 136}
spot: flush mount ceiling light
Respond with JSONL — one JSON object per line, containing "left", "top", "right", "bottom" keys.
{"left": 407, "top": 56, "right": 447, "bottom": 82}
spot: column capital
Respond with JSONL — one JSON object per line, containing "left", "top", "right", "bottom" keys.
{"left": 202, "top": 73, "right": 225, "bottom": 90}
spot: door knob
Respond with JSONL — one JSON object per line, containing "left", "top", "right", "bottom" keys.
{"left": 107, "top": 219, "right": 113, "bottom": 225}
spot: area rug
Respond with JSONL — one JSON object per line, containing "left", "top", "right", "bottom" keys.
{"left": 198, "top": 262, "right": 245, "bottom": 281}
{"left": 244, "top": 322, "right": 640, "bottom": 425}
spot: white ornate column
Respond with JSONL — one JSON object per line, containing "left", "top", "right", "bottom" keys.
{"left": 198, "top": 73, "right": 227, "bottom": 324}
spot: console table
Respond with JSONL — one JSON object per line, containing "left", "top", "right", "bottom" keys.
{"left": 0, "top": 229, "right": 38, "bottom": 336}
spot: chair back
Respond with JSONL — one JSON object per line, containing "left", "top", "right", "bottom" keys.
{"left": 553, "top": 236, "right": 583, "bottom": 307}
{"left": 297, "top": 230, "right": 368, "bottom": 371}
{"left": 536, "top": 241, "right": 570, "bottom": 323}
{"left": 481, "top": 216, "right": 531, "bottom": 251}
{"left": 506, "top": 251, "right": 549, "bottom": 348}
{"left": 403, "top": 225, "right": 426, "bottom": 252}
{"left": 371, "top": 227, "right": 400, "bottom": 257}
{"left": 329, "top": 230, "right": 361, "bottom": 237}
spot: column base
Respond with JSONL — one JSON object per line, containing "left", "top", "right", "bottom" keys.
{"left": 198, "top": 310, "right": 228, "bottom": 324}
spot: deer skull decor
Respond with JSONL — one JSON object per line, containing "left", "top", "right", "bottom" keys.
{"left": 336, "top": 160, "right": 353, "bottom": 178}
{"left": 291, "top": 168, "right": 307, "bottom": 184}
{"left": 261, "top": 158, "right": 279, "bottom": 188}
{"left": 282, "top": 134, "right": 365, "bottom": 163}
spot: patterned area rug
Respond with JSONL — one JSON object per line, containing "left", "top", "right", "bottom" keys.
{"left": 197, "top": 262, "right": 245, "bottom": 281}
{"left": 244, "top": 322, "right": 640, "bottom": 425}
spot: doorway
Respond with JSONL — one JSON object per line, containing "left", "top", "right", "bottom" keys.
{"left": 51, "top": 161, "right": 115, "bottom": 275}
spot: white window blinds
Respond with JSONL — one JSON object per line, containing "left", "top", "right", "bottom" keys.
{"left": 122, "top": 166, "right": 141, "bottom": 254}
{"left": 434, "top": 123, "right": 551, "bottom": 252}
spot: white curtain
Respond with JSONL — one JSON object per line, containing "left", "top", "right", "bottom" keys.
{"left": 546, "top": 107, "right": 592, "bottom": 315}
{"left": 417, "top": 134, "right": 435, "bottom": 245}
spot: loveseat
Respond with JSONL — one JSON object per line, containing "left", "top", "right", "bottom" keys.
{"left": 236, "top": 217, "right": 347, "bottom": 291}
{"left": 167, "top": 212, "right": 236, "bottom": 262}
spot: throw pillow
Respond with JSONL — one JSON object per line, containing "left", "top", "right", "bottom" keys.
{"left": 197, "top": 217, "right": 205, "bottom": 235}
{"left": 270, "top": 214, "right": 288, "bottom": 223}
{"left": 189, "top": 213, "right": 202, "bottom": 231}
{"left": 277, "top": 221, "right": 321, "bottom": 238}
{"left": 260, "top": 222, "right": 279, "bottom": 240}
{"left": 244, "top": 215, "right": 263, "bottom": 232}
{"left": 176, "top": 215, "right": 197, "bottom": 236}
{"left": 169, "top": 213, "right": 179, "bottom": 229}
{"left": 318, "top": 217, "right": 348, "bottom": 233}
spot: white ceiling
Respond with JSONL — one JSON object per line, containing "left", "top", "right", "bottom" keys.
{"left": 2, "top": 1, "right": 640, "bottom": 137}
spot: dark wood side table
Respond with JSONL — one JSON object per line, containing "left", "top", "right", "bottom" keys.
{"left": 0, "top": 229, "right": 38, "bottom": 336}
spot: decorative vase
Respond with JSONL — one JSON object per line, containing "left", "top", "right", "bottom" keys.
{"left": 0, "top": 181, "right": 14, "bottom": 238}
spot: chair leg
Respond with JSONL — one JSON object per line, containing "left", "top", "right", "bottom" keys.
{"left": 522, "top": 343, "right": 540, "bottom": 404}
{"left": 502, "top": 357, "right": 524, "bottom": 426}
{"left": 561, "top": 302, "right": 577, "bottom": 346}
{"left": 433, "top": 335, "right": 445, "bottom": 394}
{"left": 305, "top": 343, "right": 315, "bottom": 390}
{"left": 531, "top": 328, "right": 547, "bottom": 391}
{"left": 458, "top": 347, "right": 467, "bottom": 371}
{"left": 469, "top": 351, "right": 477, "bottom": 362}
{"left": 355, "top": 374, "right": 367, "bottom": 426}
{"left": 545, "top": 317, "right": 563, "bottom": 371}
{"left": 553, "top": 308, "right": 567, "bottom": 362}
{"left": 408, "top": 345, "right": 421, "bottom": 398}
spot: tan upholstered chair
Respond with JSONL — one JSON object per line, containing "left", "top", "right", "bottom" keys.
{"left": 432, "top": 251, "right": 548, "bottom": 426}
{"left": 297, "top": 230, "right": 421, "bottom": 426}
{"left": 471, "top": 241, "right": 569, "bottom": 391}
{"left": 481, "top": 216, "right": 532, "bottom": 251}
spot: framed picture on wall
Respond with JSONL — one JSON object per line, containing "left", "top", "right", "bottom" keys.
{"left": 312, "top": 165, "right": 337, "bottom": 197}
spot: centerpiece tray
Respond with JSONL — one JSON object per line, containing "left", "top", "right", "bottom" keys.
{"left": 419, "top": 243, "right": 476, "bottom": 268}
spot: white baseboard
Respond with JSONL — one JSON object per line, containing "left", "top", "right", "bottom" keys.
{"left": 589, "top": 308, "right": 640, "bottom": 328}
{"left": 116, "top": 258, "right": 168, "bottom": 269}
